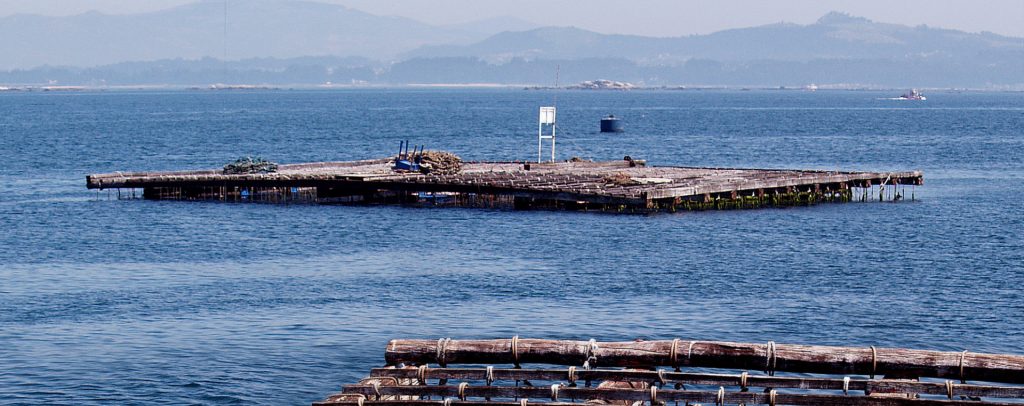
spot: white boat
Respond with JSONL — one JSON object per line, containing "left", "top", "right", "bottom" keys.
{"left": 898, "top": 89, "right": 926, "bottom": 100}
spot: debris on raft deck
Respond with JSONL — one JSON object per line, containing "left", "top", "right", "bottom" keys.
{"left": 317, "top": 337, "right": 1024, "bottom": 406}
{"left": 222, "top": 156, "right": 279, "bottom": 175}
{"left": 392, "top": 143, "right": 463, "bottom": 175}
{"left": 85, "top": 157, "right": 923, "bottom": 212}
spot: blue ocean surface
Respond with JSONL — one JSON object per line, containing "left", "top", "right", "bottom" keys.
{"left": 0, "top": 89, "right": 1022, "bottom": 404}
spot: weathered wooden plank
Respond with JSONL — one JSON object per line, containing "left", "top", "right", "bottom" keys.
{"left": 645, "top": 171, "right": 921, "bottom": 200}
{"left": 316, "top": 401, "right": 1002, "bottom": 406}
{"left": 331, "top": 384, "right": 1019, "bottom": 406}
{"left": 384, "top": 339, "right": 1024, "bottom": 384}
{"left": 366, "top": 368, "right": 1024, "bottom": 398}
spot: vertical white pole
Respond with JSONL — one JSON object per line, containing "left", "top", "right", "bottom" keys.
{"left": 538, "top": 117, "right": 543, "bottom": 163}
{"left": 550, "top": 116, "right": 556, "bottom": 163}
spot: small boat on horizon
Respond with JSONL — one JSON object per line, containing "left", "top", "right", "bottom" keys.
{"left": 897, "top": 89, "right": 926, "bottom": 100}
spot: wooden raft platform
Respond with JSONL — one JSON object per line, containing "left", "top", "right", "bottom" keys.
{"left": 317, "top": 338, "right": 1024, "bottom": 406}
{"left": 86, "top": 158, "right": 923, "bottom": 212}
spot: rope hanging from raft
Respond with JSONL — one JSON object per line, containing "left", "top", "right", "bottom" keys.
{"left": 677, "top": 340, "right": 697, "bottom": 390}
{"left": 765, "top": 341, "right": 777, "bottom": 376}
{"left": 510, "top": 335, "right": 525, "bottom": 389}
{"left": 669, "top": 338, "right": 681, "bottom": 371}
{"left": 567, "top": 366, "right": 577, "bottom": 387}
{"left": 437, "top": 338, "right": 452, "bottom": 386}
{"left": 436, "top": 337, "right": 452, "bottom": 368}
{"left": 583, "top": 338, "right": 598, "bottom": 369}
{"left": 869, "top": 346, "right": 877, "bottom": 379}
{"left": 457, "top": 382, "right": 468, "bottom": 401}
{"left": 417, "top": 365, "right": 428, "bottom": 385}
{"left": 843, "top": 376, "right": 850, "bottom": 395}
{"left": 510, "top": 336, "right": 520, "bottom": 368}
{"left": 960, "top": 350, "right": 969, "bottom": 383}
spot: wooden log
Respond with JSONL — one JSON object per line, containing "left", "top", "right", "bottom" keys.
{"left": 366, "top": 368, "right": 1024, "bottom": 399}
{"left": 384, "top": 339, "right": 1024, "bottom": 384}
{"left": 324, "top": 366, "right": 420, "bottom": 403}
{"left": 330, "top": 384, "right": 1020, "bottom": 406}
{"left": 315, "top": 402, "right": 995, "bottom": 406}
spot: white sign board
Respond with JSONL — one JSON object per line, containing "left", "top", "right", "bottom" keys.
{"left": 539, "top": 107, "right": 556, "bottom": 125}
{"left": 538, "top": 106, "right": 556, "bottom": 162}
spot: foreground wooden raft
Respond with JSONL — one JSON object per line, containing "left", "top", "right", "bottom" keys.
{"left": 86, "top": 159, "right": 923, "bottom": 212}
{"left": 316, "top": 338, "right": 1024, "bottom": 406}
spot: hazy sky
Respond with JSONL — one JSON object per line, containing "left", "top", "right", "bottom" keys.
{"left": 1, "top": 0, "right": 1022, "bottom": 37}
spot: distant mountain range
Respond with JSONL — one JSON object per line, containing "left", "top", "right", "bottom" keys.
{"left": 0, "top": 0, "right": 533, "bottom": 69}
{"left": 408, "top": 12, "right": 1021, "bottom": 64}
{"left": 1, "top": 2, "right": 1021, "bottom": 88}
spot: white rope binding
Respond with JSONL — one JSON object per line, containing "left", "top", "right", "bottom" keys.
{"left": 510, "top": 336, "right": 521, "bottom": 368}
{"left": 417, "top": 365, "right": 429, "bottom": 385}
{"left": 960, "top": 350, "right": 969, "bottom": 383}
{"left": 869, "top": 346, "right": 878, "bottom": 379}
{"left": 371, "top": 382, "right": 381, "bottom": 400}
{"left": 457, "top": 382, "right": 468, "bottom": 401}
{"left": 583, "top": 339, "right": 598, "bottom": 369}
{"left": 765, "top": 341, "right": 777, "bottom": 376}
{"left": 436, "top": 338, "right": 452, "bottom": 368}
{"left": 669, "top": 338, "right": 680, "bottom": 370}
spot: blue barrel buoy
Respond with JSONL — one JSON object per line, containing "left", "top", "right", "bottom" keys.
{"left": 600, "top": 115, "right": 624, "bottom": 133}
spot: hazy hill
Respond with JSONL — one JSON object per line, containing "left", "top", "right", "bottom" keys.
{"left": 387, "top": 12, "right": 1022, "bottom": 87}
{"left": 1, "top": 6, "right": 1021, "bottom": 88}
{"left": 0, "top": 0, "right": 530, "bottom": 69}
{"left": 441, "top": 16, "right": 540, "bottom": 38}
{"left": 407, "top": 12, "right": 1022, "bottom": 65}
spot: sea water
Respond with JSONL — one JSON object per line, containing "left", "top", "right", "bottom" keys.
{"left": 0, "top": 89, "right": 1021, "bottom": 404}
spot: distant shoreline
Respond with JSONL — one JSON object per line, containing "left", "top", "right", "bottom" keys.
{"left": 1, "top": 84, "right": 1021, "bottom": 93}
